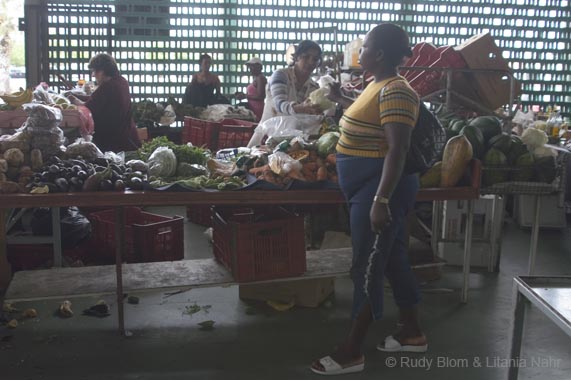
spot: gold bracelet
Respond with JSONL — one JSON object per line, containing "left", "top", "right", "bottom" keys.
{"left": 373, "top": 195, "right": 390, "bottom": 204}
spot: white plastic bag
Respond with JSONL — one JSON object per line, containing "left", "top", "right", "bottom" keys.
{"left": 148, "top": 147, "right": 177, "bottom": 178}
{"left": 247, "top": 115, "right": 323, "bottom": 147}
{"left": 268, "top": 151, "right": 302, "bottom": 176}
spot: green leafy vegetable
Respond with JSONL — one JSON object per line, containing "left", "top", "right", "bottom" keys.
{"left": 138, "top": 136, "right": 208, "bottom": 165}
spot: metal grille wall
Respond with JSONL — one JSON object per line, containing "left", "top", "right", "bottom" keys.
{"left": 26, "top": 0, "right": 571, "bottom": 114}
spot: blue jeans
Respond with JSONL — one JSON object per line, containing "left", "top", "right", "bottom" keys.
{"left": 336, "top": 153, "right": 420, "bottom": 320}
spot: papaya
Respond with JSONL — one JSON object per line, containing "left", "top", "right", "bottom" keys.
{"left": 420, "top": 161, "right": 442, "bottom": 188}
{"left": 468, "top": 116, "right": 502, "bottom": 143}
{"left": 440, "top": 136, "right": 473, "bottom": 187}
{"left": 482, "top": 148, "right": 508, "bottom": 187}
{"left": 460, "top": 125, "right": 485, "bottom": 159}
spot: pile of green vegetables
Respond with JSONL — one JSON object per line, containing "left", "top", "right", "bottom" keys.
{"left": 138, "top": 136, "right": 209, "bottom": 165}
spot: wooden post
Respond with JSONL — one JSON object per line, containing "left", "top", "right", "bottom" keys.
{"left": 0, "top": 209, "right": 12, "bottom": 292}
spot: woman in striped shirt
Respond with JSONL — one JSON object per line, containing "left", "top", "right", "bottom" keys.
{"left": 258, "top": 40, "right": 323, "bottom": 124}
{"left": 311, "top": 24, "right": 427, "bottom": 375}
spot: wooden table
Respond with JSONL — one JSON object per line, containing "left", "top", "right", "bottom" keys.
{"left": 1, "top": 165, "right": 480, "bottom": 335}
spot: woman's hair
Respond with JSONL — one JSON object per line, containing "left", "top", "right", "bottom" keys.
{"left": 369, "top": 23, "right": 413, "bottom": 68}
{"left": 199, "top": 54, "right": 212, "bottom": 65}
{"left": 88, "top": 53, "right": 119, "bottom": 77}
{"left": 291, "top": 40, "right": 322, "bottom": 66}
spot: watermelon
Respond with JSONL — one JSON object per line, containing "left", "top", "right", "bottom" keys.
{"left": 511, "top": 153, "right": 534, "bottom": 181}
{"left": 450, "top": 120, "right": 466, "bottom": 134}
{"left": 487, "top": 133, "right": 512, "bottom": 155}
{"left": 468, "top": 116, "right": 502, "bottom": 143}
{"left": 507, "top": 135, "right": 528, "bottom": 164}
{"left": 483, "top": 148, "right": 508, "bottom": 186}
{"left": 534, "top": 156, "right": 557, "bottom": 183}
{"left": 460, "top": 125, "right": 485, "bottom": 159}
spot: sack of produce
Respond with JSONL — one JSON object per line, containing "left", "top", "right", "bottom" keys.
{"left": 65, "top": 137, "right": 104, "bottom": 161}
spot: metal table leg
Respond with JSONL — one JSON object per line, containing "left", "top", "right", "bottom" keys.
{"left": 528, "top": 195, "right": 541, "bottom": 275}
{"left": 0, "top": 209, "right": 11, "bottom": 292}
{"left": 461, "top": 199, "right": 474, "bottom": 303}
{"left": 115, "top": 207, "right": 126, "bottom": 336}
{"left": 508, "top": 288, "right": 527, "bottom": 380}
{"left": 431, "top": 201, "right": 442, "bottom": 257}
{"left": 51, "top": 207, "right": 62, "bottom": 267}
{"left": 489, "top": 195, "right": 504, "bottom": 273}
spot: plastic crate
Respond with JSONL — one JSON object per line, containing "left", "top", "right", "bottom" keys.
{"left": 182, "top": 117, "right": 257, "bottom": 151}
{"left": 7, "top": 243, "right": 90, "bottom": 271}
{"left": 212, "top": 207, "right": 306, "bottom": 282}
{"left": 88, "top": 207, "right": 184, "bottom": 263}
{"left": 186, "top": 205, "right": 213, "bottom": 227}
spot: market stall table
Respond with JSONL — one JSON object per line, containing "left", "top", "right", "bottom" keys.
{"left": 1, "top": 161, "right": 480, "bottom": 334}
{"left": 508, "top": 276, "right": 571, "bottom": 380}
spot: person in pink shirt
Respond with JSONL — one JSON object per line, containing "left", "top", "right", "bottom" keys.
{"left": 235, "top": 57, "right": 267, "bottom": 121}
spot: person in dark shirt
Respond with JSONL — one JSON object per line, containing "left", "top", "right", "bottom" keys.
{"left": 69, "top": 53, "right": 141, "bottom": 152}
{"left": 183, "top": 54, "right": 226, "bottom": 107}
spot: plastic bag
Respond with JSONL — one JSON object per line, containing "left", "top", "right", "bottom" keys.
{"left": 22, "top": 103, "right": 63, "bottom": 127}
{"left": 31, "top": 207, "right": 91, "bottom": 249}
{"left": 268, "top": 151, "right": 302, "bottom": 176}
{"left": 247, "top": 115, "right": 323, "bottom": 147}
{"left": 65, "top": 137, "right": 104, "bottom": 161}
{"left": 32, "top": 85, "right": 53, "bottom": 105}
{"left": 103, "top": 151, "right": 125, "bottom": 165}
{"left": 148, "top": 146, "right": 177, "bottom": 178}
{"left": 159, "top": 105, "right": 177, "bottom": 126}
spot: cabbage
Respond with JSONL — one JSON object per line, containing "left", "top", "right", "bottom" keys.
{"left": 308, "top": 88, "right": 335, "bottom": 111}
{"left": 521, "top": 128, "right": 548, "bottom": 150}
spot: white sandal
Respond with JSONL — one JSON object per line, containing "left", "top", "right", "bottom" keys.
{"left": 310, "top": 355, "right": 365, "bottom": 376}
{"left": 377, "top": 335, "right": 428, "bottom": 353}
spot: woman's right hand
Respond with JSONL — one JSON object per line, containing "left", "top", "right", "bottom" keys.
{"left": 293, "top": 103, "right": 322, "bottom": 115}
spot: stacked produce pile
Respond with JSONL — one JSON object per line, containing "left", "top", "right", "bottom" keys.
{"left": 420, "top": 113, "right": 558, "bottom": 189}
{"left": 0, "top": 104, "right": 67, "bottom": 193}
{"left": 132, "top": 97, "right": 201, "bottom": 128}
{"left": 1, "top": 88, "right": 77, "bottom": 111}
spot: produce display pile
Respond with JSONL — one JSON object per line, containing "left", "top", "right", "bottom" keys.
{"left": 0, "top": 86, "right": 562, "bottom": 195}
{"left": 420, "top": 112, "right": 560, "bottom": 189}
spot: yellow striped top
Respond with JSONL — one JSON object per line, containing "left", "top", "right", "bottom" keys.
{"left": 336, "top": 76, "right": 419, "bottom": 158}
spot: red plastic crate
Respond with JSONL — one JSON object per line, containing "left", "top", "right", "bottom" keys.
{"left": 88, "top": 207, "right": 184, "bottom": 263}
{"left": 186, "top": 205, "right": 213, "bottom": 227}
{"left": 212, "top": 207, "right": 306, "bottom": 282}
{"left": 182, "top": 117, "right": 257, "bottom": 151}
{"left": 7, "top": 243, "right": 90, "bottom": 271}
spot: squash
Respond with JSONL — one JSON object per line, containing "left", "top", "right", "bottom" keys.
{"left": 420, "top": 161, "right": 442, "bottom": 188}
{"left": 440, "top": 135, "right": 473, "bottom": 187}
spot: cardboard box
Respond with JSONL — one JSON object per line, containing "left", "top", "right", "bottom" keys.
{"left": 442, "top": 196, "right": 495, "bottom": 241}
{"left": 514, "top": 194, "right": 566, "bottom": 229}
{"left": 437, "top": 241, "right": 492, "bottom": 268}
{"left": 454, "top": 33, "right": 521, "bottom": 110}
{"left": 239, "top": 277, "right": 335, "bottom": 308}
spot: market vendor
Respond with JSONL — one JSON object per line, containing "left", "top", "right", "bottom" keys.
{"left": 235, "top": 57, "right": 267, "bottom": 122}
{"left": 184, "top": 54, "right": 228, "bottom": 107}
{"left": 258, "top": 40, "right": 323, "bottom": 124}
{"left": 68, "top": 53, "right": 141, "bottom": 153}
{"left": 311, "top": 24, "right": 426, "bottom": 375}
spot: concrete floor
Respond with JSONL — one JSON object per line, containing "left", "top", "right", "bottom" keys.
{"left": 1, "top": 207, "right": 570, "bottom": 380}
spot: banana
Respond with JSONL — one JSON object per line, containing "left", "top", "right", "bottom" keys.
{"left": 0, "top": 88, "right": 33, "bottom": 108}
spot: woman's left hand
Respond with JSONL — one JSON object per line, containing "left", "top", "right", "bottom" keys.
{"left": 370, "top": 202, "right": 392, "bottom": 234}
{"left": 235, "top": 91, "right": 246, "bottom": 100}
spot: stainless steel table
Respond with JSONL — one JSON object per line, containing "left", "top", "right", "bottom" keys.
{"left": 508, "top": 276, "right": 571, "bottom": 380}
